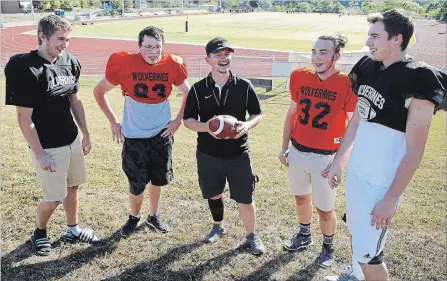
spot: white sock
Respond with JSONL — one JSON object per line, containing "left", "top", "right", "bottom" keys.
{"left": 352, "top": 259, "right": 365, "bottom": 280}
{"left": 67, "top": 224, "right": 81, "bottom": 236}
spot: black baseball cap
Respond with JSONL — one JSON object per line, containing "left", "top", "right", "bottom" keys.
{"left": 206, "top": 37, "right": 234, "bottom": 56}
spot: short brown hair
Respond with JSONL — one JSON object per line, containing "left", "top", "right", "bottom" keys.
{"left": 367, "top": 9, "right": 414, "bottom": 51}
{"left": 37, "top": 15, "right": 72, "bottom": 45}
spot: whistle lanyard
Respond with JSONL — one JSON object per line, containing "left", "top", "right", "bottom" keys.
{"left": 212, "top": 86, "right": 229, "bottom": 108}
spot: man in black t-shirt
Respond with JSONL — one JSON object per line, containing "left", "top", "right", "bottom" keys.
{"left": 183, "top": 37, "right": 265, "bottom": 255}
{"left": 4, "top": 15, "right": 98, "bottom": 256}
{"left": 324, "top": 10, "right": 446, "bottom": 281}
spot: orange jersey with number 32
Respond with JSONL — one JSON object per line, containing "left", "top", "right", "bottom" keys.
{"left": 290, "top": 68, "right": 357, "bottom": 151}
{"left": 105, "top": 52, "right": 188, "bottom": 104}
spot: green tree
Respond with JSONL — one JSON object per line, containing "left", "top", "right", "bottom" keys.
{"left": 249, "top": 1, "right": 258, "bottom": 8}
{"left": 380, "top": 0, "right": 422, "bottom": 15}
{"left": 258, "top": 0, "right": 272, "bottom": 10}
{"left": 61, "top": 0, "right": 74, "bottom": 10}
{"left": 333, "top": 1, "right": 345, "bottom": 13}
{"left": 297, "top": 2, "right": 313, "bottom": 12}
{"left": 229, "top": 0, "right": 240, "bottom": 7}
{"left": 90, "top": 0, "right": 102, "bottom": 8}
{"left": 425, "top": 1, "right": 442, "bottom": 13}
{"left": 361, "top": 1, "right": 378, "bottom": 14}
{"left": 440, "top": 1, "right": 447, "bottom": 21}
{"left": 52, "top": 0, "right": 62, "bottom": 9}
{"left": 80, "top": 0, "right": 89, "bottom": 8}
{"left": 319, "top": 0, "right": 334, "bottom": 12}
{"left": 111, "top": 0, "right": 123, "bottom": 9}
{"left": 41, "top": 0, "right": 51, "bottom": 10}
{"left": 124, "top": 0, "right": 134, "bottom": 10}
{"left": 32, "top": 1, "right": 43, "bottom": 11}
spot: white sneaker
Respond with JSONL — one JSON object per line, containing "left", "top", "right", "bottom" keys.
{"left": 324, "top": 266, "right": 365, "bottom": 281}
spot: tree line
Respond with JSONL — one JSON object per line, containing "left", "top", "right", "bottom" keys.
{"left": 30, "top": 0, "right": 446, "bottom": 21}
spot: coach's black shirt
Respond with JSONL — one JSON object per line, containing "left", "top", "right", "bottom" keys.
{"left": 5, "top": 50, "right": 81, "bottom": 149}
{"left": 184, "top": 72, "right": 262, "bottom": 157}
{"left": 349, "top": 55, "right": 446, "bottom": 132}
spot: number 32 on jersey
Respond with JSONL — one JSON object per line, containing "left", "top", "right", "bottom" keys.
{"left": 298, "top": 97, "right": 331, "bottom": 130}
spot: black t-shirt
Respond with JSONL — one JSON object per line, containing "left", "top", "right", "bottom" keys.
{"left": 349, "top": 56, "right": 446, "bottom": 132}
{"left": 5, "top": 50, "right": 81, "bottom": 148}
{"left": 183, "top": 72, "right": 262, "bottom": 157}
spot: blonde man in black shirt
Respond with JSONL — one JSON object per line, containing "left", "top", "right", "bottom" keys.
{"left": 4, "top": 15, "right": 98, "bottom": 256}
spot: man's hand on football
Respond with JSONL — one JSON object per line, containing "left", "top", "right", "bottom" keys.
{"left": 371, "top": 197, "right": 397, "bottom": 230}
{"left": 278, "top": 149, "right": 289, "bottom": 167}
{"left": 205, "top": 118, "right": 220, "bottom": 139}
{"left": 111, "top": 122, "right": 124, "bottom": 144}
{"left": 235, "top": 121, "right": 249, "bottom": 139}
{"left": 162, "top": 119, "right": 181, "bottom": 138}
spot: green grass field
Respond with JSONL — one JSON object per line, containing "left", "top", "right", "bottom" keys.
{"left": 1, "top": 75, "right": 446, "bottom": 281}
{"left": 71, "top": 13, "right": 371, "bottom": 51}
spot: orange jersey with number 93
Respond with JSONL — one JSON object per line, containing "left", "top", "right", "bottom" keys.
{"left": 105, "top": 52, "right": 188, "bottom": 104}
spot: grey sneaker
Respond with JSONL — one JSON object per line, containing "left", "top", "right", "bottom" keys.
{"left": 283, "top": 232, "right": 312, "bottom": 251}
{"left": 324, "top": 266, "right": 365, "bottom": 281}
{"left": 204, "top": 224, "right": 226, "bottom": 243}
{"left": 146, "top": 214, "right": 169, "bottom": 233}
{"left": 318, "top": 244, "right": 335, "bottom": 268}
{"left": 245, "top": 233, "right": 265, "bottom": 256}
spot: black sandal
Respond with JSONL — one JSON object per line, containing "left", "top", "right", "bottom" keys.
{"left": 31, "top": 235, "right": 51, "bottom": 256}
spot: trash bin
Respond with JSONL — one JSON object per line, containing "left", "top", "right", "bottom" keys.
{"left": 55, "top": 9, "right": 65, "bottom": 17}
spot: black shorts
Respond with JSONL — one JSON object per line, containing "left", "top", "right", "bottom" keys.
{"left": 196, "top": 150, "right": 258, "bottom": 204}
{"left": 122, "top": 130, "right": 174, "bottom": 195}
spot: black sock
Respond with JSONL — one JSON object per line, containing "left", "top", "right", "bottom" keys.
{"left": 208, "top": 198, "right": 224, "bottom": 223}
{"left": 299, "top": 222, "right": 311, "bottom": 236}
{"left": 323, "top": 233, "right": 334, "bottom": 248}
{"left": 34, "top": 227, "right": 47, "bottom": 239}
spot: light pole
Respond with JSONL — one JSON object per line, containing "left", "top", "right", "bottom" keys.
{"left": 30, "top": 1, "right": 35, "bottom": 22}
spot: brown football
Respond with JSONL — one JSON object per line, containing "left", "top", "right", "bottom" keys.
{"left": 208, "top": 115, "right": 239, "bottom": 139}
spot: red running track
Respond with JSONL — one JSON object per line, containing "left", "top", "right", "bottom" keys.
{"left": 1, "top": 25, "right": 289, "bottom": 77}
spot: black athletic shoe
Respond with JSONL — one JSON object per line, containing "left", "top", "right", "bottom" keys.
{"left": 245, "top": 233, "right": 266, "bottom": 256}
{"left": 146, "top": 214, "right": 169, "bottom": 233}
{"left": 120, "top": 215, "right": 140, "bottom": 237}
{"left": 283, "top": 232, "right": 312, "bottom": 251}
{"left": 318, "top": 244, "right": 335, "bottom": 268}
{"left": 204, "top": 224, "right": 226, "bottom": 243}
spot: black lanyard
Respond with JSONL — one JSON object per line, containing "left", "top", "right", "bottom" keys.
{"left": 212, "top": 86, "right": 229, "bottom": 108}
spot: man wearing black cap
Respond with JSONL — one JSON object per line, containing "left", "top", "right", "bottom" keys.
{"left": 183, "top": 37, "right": 265, "bottom": 255}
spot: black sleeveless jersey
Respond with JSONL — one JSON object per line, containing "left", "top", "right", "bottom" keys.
{"left": 5, "top": 50, "right": 81, "bottom": 148}
{"left": 349, "top": 56, "right": 446, "bottom": 133}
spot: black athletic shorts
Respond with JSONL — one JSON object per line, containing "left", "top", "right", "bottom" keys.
{"left": 196, "top": 150, "right": 258, "bottom": 204}
{"left": 122, "top": 129, "right": 173, "bottom": 195}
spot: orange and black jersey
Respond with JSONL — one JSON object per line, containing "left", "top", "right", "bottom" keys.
{"left": 289, "top": 68, "right": 357, "bottom": 153}
{"left": 105, "top": 52, "right": 188, "bottom": 104}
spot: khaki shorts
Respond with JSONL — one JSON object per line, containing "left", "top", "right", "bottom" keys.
{"left": 287, "top": 147, "right": 336, "bottom": 211}
{"left": 30, "top": 134, "right": 87, "bottom": 202}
